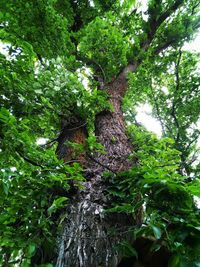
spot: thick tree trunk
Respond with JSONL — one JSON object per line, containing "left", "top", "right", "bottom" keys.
{"left": 56, "top": 65, "right": 140, "bottom": 267}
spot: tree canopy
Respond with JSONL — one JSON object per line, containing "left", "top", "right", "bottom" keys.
{"left": 0, "top": 0, "right": 200, "bottom": 266}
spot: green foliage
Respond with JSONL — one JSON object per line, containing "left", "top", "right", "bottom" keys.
{"left": 79, "top": 17, "right": 130, "bottom": 81}
{"left": 0, "top": 35, "right": 110, "bottom": 266}
{"left": 47, "top": 197, "right": 68, "bottom": 215}
{"left": 116, "top": 240, "right": 138, "bottom": 258}
{"left": 107, "top": 125, "right": 200, "bottom": 263}
{"left": 187, "top": 180, "right": 200, "bottom": 198}
{"left": 0, "top": 0, "right": 74, "bottom": 58}
{"left": 0, "top": 0, "right": 199, "bottom": 265}
{"left": 0, "top": 104, "right": 83, "bottom": 265}
{"left": 0, "top": 47, "right": 112, "bottom": 264}
{"left": 126, "top": 50, "right": 200, "bottom": 177}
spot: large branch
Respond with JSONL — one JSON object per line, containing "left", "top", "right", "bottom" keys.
{"left": 126, "top": 0, "right": 184, "bottom": 71}
{"left": 149, "top": 0, "right": 184, "bottom": 37}
{"left": 141, "top": 0, "right": 184, "bottom": 47}
{"left": 150, "top": 0, "right": 200, "bottom": 56}
{"left": 138, "top": 0, "right": 200, "bottom": 60}
{"left": 154, "top": 21, "right": 200, "bottom": 55}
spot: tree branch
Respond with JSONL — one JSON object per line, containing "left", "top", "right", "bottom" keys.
{"left": 149, "top": 85, "right": 166, "bottom": 136}
{"left": 76, "top": 54, "right": 106, "bottom": 82}
{"left": 87, "top": 153, "right": 117, "bottom": 175}
{"left": 185, "top": 132, "right": 200, "bottom": 150}
{"left": 152, "top": 4, "right": 200, "bottom": 55}
{"left": 18, "top": 151, "right": 44, "bottom": 168}
{"left": 155, "top": 0, "right": 183, "bottom": 31}
{"left": 171, "top": 50, "right": 182, "bottom": 142}
{"left": 154, "top": 40, "right": 174, "bottom": 55}
{"left": 145, "top": 0, "right": 184, "bottom": 41}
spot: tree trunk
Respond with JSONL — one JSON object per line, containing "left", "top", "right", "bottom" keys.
{"left": 56, "top": 65, "right": 140, "bottom": 267}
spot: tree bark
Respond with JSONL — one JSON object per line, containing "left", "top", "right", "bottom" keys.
{"left": 56, "top": 65, "right": 140, "bottom": 267}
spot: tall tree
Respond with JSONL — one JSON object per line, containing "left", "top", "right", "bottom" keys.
{"left": 0, "top": 0, "right": 200, "bottom": 266}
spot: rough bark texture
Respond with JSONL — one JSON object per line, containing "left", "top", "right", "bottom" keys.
{"left": 56, "top": 65, "right": 140, "bottom": 267}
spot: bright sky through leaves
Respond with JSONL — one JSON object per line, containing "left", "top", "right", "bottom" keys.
{"left": 135, "top": 34, "right": 200, "bottom": 137}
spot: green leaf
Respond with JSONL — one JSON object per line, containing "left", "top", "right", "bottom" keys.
{"left": 27, "top": 243, "right": 36, "bottom": 257}
{"left": 35, "top": 89, "right": 43, "bottom": 94}
{"left": 168, "top": 255, "right": 180, "bottom": 267}
{"left": 53, "top": 197, "right": 68, "bottom": 207}
{"left": 117, "top": 241, "right": 138, "bottom": 258}
{"left": 0, "top": 107, "right": 15, "bottom": 124}
{"left": 47, "top": 197, "right": 68, "bottom": 215}
{"left": 187, "top": 181, "right": 200, "bottom": 198}
{"left": 151, "top": 225, "right": 162, "bottom": 239}
{"left": 194, "top": 261, "right": 200, "bottom": 267}
{"left": 3, "top": 182, "right": 9, "bottom": 195}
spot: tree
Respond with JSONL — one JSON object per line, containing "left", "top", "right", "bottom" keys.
{"left": 0, "top": 0, "right": 200, "bottom": 266}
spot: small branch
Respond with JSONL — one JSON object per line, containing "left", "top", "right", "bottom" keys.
{"left": 18, "top": 151, "right": 44, "bottom": 168}
{"left": 154, "top": 40, "right": 174, "bottom": 55}
{"left": 92, "top": 60, "right": 106, "bottom": 83}
{"left": 156, "top": 0, "right": 183, "bottom": 29}
{"left": 149, "top": 84, "right": 166, "bottom": 136}
{"left": 66, "top": 122, "right": 87, "bottom": 132}
{"left": 193, "top": 23, "right": 200, "bottom": 30}
{"left": 41, "top": 138, "right": 57, "bottom": 148}
{"left": 87, "top": 153, "right": 117, "bottom": 175}
{"left": 185, "top": 133, "right": 200, "bottom": 150}
{"left": 153, "top": 5, "right": 200, "bottom": 55}
{"left": 36, "top": 53, "right": 46, "bottom": 67}
{"left": 191, "top": 1, "right": 200, "bottom": 15}
{"left": 170, "top": 50, "right": 182, "bottom": 142}
{"left": 59, "top": 121, "right": 87, "bottom": 136}
{"left": 175, "top": 50, "right": 182, "bottom": 91}
{"left": 64, "top": 159, "right": 82, "bottom": 165}
{"left": 147, "top": 0, "right": 183, "bottom": 39}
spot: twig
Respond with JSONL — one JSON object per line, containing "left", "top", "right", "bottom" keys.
{"left": 87, "top": 153, "right": 117, "bottom": 175}
{"left": 66, "top": 122, "right": 87, "bottom": 131}
{"left": 171, "top": 49, "right": 182, "bottom": 142}
{"left": 17, "top": 151, "right": 44, "bottom": 168}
